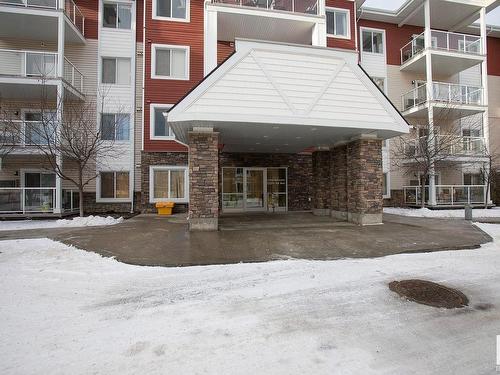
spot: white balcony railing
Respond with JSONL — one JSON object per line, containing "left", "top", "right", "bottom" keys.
{"left": 0, "top": 0, "right": 85, "bottom": 35}
{"left": 404, "top": 185, "right": 486, "bottom": 206}
{"left": 0, "top": 120, "right": 55, "bottom": 147}
{"left": 404, "top": 135, "right": 486, "bottom": 157}
{"left": 211, "top": 0, "right": 319, "bottom": 15}
{"left": 0, "top": 187, "right": 79, "bottom": 214}
{"left": 401, "top": 30, "right": 482, "bottom": 64}
{"left": 63, "top": 57, "right": 84, "bottom": 92}
{"left": 0, "top": 49, "right": 84, "bottom": 92}
{"left": 402, "top": 82, "right": 484, "bottom": 111}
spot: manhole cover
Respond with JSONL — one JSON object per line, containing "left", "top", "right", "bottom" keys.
{"left": 389, "top": 279, "right": 469, "bottom": 309}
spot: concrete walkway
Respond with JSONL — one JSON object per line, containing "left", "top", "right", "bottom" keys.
{"left": 0, "top": 212, "right": 491, "bottom": 266}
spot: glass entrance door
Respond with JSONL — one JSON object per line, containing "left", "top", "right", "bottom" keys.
{"left": 245, "top": 168, "right": 265, "bottom": 210}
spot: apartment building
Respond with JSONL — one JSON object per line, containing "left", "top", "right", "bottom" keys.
{"left": 0, "top": 0, "right": 498, "bottom": 230}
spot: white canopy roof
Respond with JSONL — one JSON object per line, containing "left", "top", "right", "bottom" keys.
{"left": 167, "top": 39, "right": 409, "bottom": 153}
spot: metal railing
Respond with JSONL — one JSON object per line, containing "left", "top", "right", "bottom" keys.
{"left": 401, "top": 82, "right": 484, "bottom": 111}
{"left": 0, "top": 120, "right": 55, "bottom": 146}
{"left": 404, "top": 135, "right": 486, "bottom": 157}
{"left": 0, "top": 187, "right": 79, "bottom": 214}
{"left": 63, "top": 0, "right": 84, "bottom": 35}
{"left": 0, "top": 0, "right": 85, "bottom": 35}
{"left": 401, "top": 30, "right": 482, "bottom": 64}
{"left": 63, "top": 57, "right": 84, "bottom": 92}
{"left": 404, "top": 185, "right": 486, "bottom": 206}
{"left": 0, "top": 49, "right": 84, "bottom": 92}
{"left": 211, "top": 0, "right": 318, "bottom": 15}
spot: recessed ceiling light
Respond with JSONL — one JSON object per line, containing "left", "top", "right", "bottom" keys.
{"left": 256, "top": 142, "right": 261, "bottom": 145}
{"left": 311, "top": 128, "right": 317, "bottom": 131}
{"left": 273, "top": 126, "right": 280, "bottom": 129}
{"left": 263, "top": 135, "right": 269, "bottom": 138}
{"left": 295, "top": 136, "right": 302, "bottom": 139}
{"left": 283, "top": 143, "right": 289, "bottom": 146}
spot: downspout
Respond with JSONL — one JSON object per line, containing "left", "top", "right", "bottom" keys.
{"left": 130, "top": 1, "right": 139, "bottom": 214}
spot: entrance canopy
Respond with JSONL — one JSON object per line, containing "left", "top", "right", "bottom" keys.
{"left": 167, "top": 39, "right": 409, "bottom": 153}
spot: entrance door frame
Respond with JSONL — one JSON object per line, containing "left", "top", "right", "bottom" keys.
{"left": 243, "top": 167, "right": 267, "bottom": 212}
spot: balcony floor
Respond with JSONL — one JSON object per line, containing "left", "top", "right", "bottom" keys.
{"left": 401, "top": 50, "right": 485, "bottom": 77}
{"left": 402, "top": 101, "right": 487, "bottom": 120}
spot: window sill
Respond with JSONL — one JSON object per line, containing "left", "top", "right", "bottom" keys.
{"left": 150, "top": 75, "right": 190, "bottom": 81}
{"left": 96, "top": 198, "right": 132, "bottom": 203}
{"left": 150, "top": 136, "right": 176, "bottom": 141}
{"left": 149, "top": 198, "right": 188, "bottom": 204}
{"left": 101, "top": 27, "right": 133, "bottom": 33}
{"left": 152, "top": 15, "right": 190, "bottom": 23}
{"left": 326, "top": 34, "right": 351, "bottom": 40}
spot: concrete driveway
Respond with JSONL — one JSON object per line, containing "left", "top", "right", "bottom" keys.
{"left": 0, "top": 212, "right": 491, "bottom": 266}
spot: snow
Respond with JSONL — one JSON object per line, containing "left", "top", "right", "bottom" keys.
{"left": 1, "top": 225, "right": 500, "bottom": 374}
{"left": 384, "top": 206, "right": 500, "bottom": 218}
{"left": 0, "top": 215, "right": 124, "bottom": 231}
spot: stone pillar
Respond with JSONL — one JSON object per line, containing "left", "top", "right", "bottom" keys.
{"left": 330, "top": 144, "right": 348, "bottom": 221}
{"left": 312, "top": 150, "right": 331, "bottom": 216}
{"left": 188, "top": 130, "right": 219, "bottom": 231}
{"left": 346, "top": 139, "right": 383, "bottom": 225}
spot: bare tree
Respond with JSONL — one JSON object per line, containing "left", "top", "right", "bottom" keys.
{"left": 2, "top": 81, "right": 126, "bottom": 216}
{"left": 392, "top": 106, "right": 483, "bottom": 207}
{"left": 477, "top": 146, "right": 499, "bottom": 209}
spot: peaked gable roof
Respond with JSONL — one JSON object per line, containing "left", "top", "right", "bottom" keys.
{"left": 167, "top": 39, "right": 409, "bottom": 143}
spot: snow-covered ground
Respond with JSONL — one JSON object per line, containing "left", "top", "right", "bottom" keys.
{"left": 1, "top": 225, "right": 500, "bottom": 374}
{"left": 385, "top": 206, "right": 500, "bottom": 218}
{"left": 0, "top": 215, "right": 123, "bottom": 231}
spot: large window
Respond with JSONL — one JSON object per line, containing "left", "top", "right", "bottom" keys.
{"left": 326, "top": 8, "right": 349, "bottom": 38}
{"left": 103, "top": 2, "right": 132, "bottom": 29}
{"left": 101, "top": 114, "right": 130, "bottom": 141}
{"left": 463, "top": 173, "right": 483, "bottom": 185}
{"left": 362, "top": 29, "right": 384, "bottom": 54}
{"left": 100, "top": 171, "right": 130, "bottom": 199}
{"left": 152, "top": 44, "right": 189, "bottom": 80}
{"left": 102, "top": 57, "right": 131, "bottom": 84}
{"left": 154, "top": 0, "right": 188, "bottom": 21}
{"left": 382, "top": 172, "right": 388, "bottom": 197}
{"left": 150, "top": 166, "right": 188, "bottom": 202}
{"left": 150, "top": 104, "right": 174, "bottom": 139}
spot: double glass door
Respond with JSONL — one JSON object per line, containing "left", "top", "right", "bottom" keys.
{"left": 222, "top": 167, "right": 287, "bottom": 212}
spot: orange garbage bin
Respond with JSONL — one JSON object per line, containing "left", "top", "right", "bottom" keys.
{"left": 156, "top": 202, "right": 175, "bottom": 215}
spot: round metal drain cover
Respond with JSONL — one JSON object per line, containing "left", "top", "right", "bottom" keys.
{"left": 389, "top": 279, "right": 469, "bottom": 309}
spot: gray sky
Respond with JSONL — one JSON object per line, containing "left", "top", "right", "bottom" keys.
{"left": 362, "top": 0, "right": 500, "bottom": 26}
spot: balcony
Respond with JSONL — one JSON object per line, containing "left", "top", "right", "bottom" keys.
{"left": 0, "top": 0, "right": 85, "bottom": 44}
{"left": 404, "top": 135, "right": 487, "bottom": 160}
{"left": 404, "top": 185, "right": 487, "bottom": 207}
{"left": 210, "top": 0, "right": 322, "bottom": 46}
{"left": 0, "top": 120, "right": 56, "bottom": 152}
{"left": 212, "top": 0, "right": 318, "bottom": 15}
{"left": 0, "top": 187, "right": 79, "bottom": 216}
{"left": 401, "top": 82, "right": 486, "bottom": 119}
{"left": 0, "top": 49, "right": 84, "bottom": 100}
{"left": 400, "top": 30, "right": 484, "bottom": 76}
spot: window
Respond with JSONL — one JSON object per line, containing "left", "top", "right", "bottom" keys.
{"left": 382, "top": 173, "right": 388, "bottom": 196}
{"left": 150, "top": 166, "right": 188, "bottom": 202}
{"left": 372, "top": 77, "right": 385, "bottom": 93}
{"left": 101, "top": 114, "right": 130, "bottom": 141}
{"left": 102, "top": 57, "right": 131, "bottom": 84}
{"left": 152, "top": 44, "right": 189, "bottom": 80}
{"left": 100, "top": 171, "right": 130, "bottom": 199}
{"left": 463, "top": 173, "right": 483, "bottom": 185}
{"left": 150, "top": 104, "right": 174, "bottom": 139}
{"left": 154, "top": 0, "right": 188, "bottom": 20}
{"left": 326, "top": 8, "right": 349, "bottom": 38}
{"left": 362, "top": 29, "right": 384, "bottom": 54}
{"left": 103, "top": 2, "right": 132, "bottom": 29}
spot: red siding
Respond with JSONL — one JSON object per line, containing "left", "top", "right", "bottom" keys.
{"left": 325, "top": 0, "right": 356, "bottom": 51}
{"left": 75, "top": 0, "right": 98, "bottom": 39}
{"left": 143, "top": 0, "right": 205, "bottom": 152}
{"left": 487, "top": 36, "right": 500, "bottom": 76}
{"left": 136, "top": 0, "right": 143, "bottom": 43}
{"left": 217, "top": 41, "right": 235, "bottom": 65}
{"left": 358, "top": 19, "right": 423, "bottom": 66}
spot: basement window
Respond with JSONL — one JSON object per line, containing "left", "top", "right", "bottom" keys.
{"left": 99, "top": 171, "right": 130, "bottom": 199}
{"left": 150, "top": 166, "right": 188, "bottom": 203}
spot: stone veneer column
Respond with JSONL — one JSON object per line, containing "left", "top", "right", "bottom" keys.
{"left": 312, "top": 151, "right": 331, "bottom": 215}
{"left": 330, "top": 144, "right": 348, "bottom": 221}
{"left": 346, "top": 138, "right": 383, "bottom": 225}
{"left": 188, "top": 130, "right": 219, "bottom": 231}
